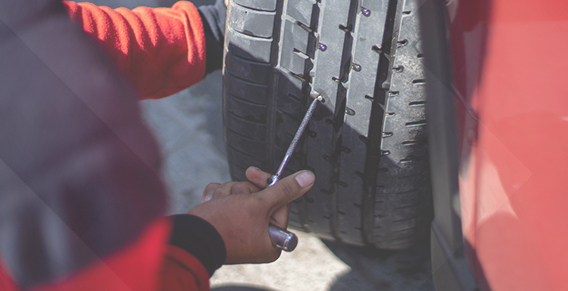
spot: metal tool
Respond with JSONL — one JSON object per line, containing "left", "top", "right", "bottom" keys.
{"left": 267, "top": 92, "right": 324, "bottom": 252}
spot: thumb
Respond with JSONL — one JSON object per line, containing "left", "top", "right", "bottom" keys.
{"left": 259, "top": 170, "right": 315, "bottom": 211}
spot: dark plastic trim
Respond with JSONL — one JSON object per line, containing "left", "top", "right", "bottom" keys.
{"left": 418, "top": 0, "right": 478, "bottom": 290}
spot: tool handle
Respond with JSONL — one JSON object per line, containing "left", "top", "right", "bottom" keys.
{"left": 266, "top": 174, "right": 298, "bottom": 252}
{"left": 269, "top": 223, "right": 298, "bottom": 252}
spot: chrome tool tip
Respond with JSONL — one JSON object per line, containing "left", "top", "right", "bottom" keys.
{"left": 310, "top": 92, "right": 325, "bottom": 103}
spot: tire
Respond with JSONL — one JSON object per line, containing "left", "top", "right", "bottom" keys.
{"left": 222, "top": 0, "right": 431, "bottom": 249}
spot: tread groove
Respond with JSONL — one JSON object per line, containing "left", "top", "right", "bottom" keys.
{"left": 227, "top": 51, "right": 269, "bottom": 66}
{"left": 233, "top": 1, "right": 276, "bottom": 12}
{"left": 226, "top": 109, "right": 266, "bottom": 125}
{"left": 360, "top": 0, "right": 402, "bottom": 246}
{"left": 227, "top": 72, "right": 268, "bottom": 87}
{"left": 227, "top": 143, "right": 262, "bottom": 160}
{"left": 226, "top": 127, "right": 263, "bottom": 142}
{"left": 405, "top": 120, "right": 427, "bottom": 127}
{"left": 230, "top": 27, "right": 274, "bottom": 41}
{"left": 226, "top": 93, "right": 267, "bottom": 107}
{"left": 277, "top": 109, "right": 302, "bottom": 124}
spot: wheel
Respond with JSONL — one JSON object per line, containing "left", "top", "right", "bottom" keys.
{"left": 222, "top": 0, "right": 431, "bottom": 249}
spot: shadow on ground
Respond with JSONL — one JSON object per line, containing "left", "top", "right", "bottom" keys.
{"left": 211, "top": 229, "right": 434, "bottom": 291}
{"left": 323, "top": 236, "right": 434, "bottom": 291}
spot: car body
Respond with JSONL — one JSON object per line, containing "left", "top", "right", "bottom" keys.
{"left": 425, "top": 0, "right": 568, "bottom": 290}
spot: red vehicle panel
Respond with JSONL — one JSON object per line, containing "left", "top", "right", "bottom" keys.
{"left": 449, "top": 0, "right": 568, "bottom": 289}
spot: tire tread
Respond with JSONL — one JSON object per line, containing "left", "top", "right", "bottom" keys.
{"left": 224, "top": 0, "right": 431, "bottom": 249}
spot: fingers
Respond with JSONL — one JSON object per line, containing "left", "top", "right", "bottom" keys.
{"left": 202, "top": 183, "right": 220, "bottom": 202}
{"left": 201, "top": 181, "right": 260, "bottom": 203}
{"left": 190, "top": 169, "right": 315, "bottom": 265}
{"left": 258, "top": 170, "right": 315, "bottom": 212}
{"left": 245, "top": 166, "right": 272, "bottom": 188}
{"left": 232, "top": 182, "right": 260, "bottom": 195}
{"left": 270, "top": 204, "right": 291, "bottom": 229}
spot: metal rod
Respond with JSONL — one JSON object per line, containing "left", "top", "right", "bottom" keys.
{"left": 268, "top": 94, "right": 323, "bottom": 187}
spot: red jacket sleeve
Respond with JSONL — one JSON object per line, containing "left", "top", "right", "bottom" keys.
{"left": 159, "top": 246, "right": 211, "bottom": 291}
{"left": 63, "top": 1, "right": 207, "bottom": 99}
{"left": 0, "top": 219, "right": 213, "bottom": 291}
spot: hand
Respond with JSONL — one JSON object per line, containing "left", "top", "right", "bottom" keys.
{"left": 188, "top": 167, "right": 315, "bottom": 264}
{"left": 201, "top": 167, "right": 294, "bottom": 235}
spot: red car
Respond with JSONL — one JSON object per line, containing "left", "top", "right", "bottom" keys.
{"left": 426, "top": 0, "right": 568, "bottom": 290}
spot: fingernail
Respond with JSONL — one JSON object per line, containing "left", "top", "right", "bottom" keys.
{"left": 295, "top": 171, "right": 315, "bottom": 188}
{"left": 202, "top": 195, "right": 212, "bottom": 203}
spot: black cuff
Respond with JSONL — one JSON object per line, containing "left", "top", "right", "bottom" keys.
{"left": 169, "top": 214, "right": 226, "bottom": 277}
{"left": 197, "top": 0, "right": 226, "bottom": 75}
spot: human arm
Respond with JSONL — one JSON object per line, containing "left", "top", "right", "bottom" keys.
{"left": 155, "top": 167, "right": 314, "bottom": 290}
{"left": 63, "top": 1, "right": 206, "bottom": 99}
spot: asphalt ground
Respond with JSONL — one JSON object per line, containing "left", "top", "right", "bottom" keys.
{"left": 83, "top": 1, "right": 436, "bottom": 290}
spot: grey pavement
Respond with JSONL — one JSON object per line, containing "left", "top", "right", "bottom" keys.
{"left": 84, "top": 1, "right": 435, "bottom": 290}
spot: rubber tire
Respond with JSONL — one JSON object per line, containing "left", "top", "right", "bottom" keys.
{"left": 222, "top": 0, "right": 431, "bottom": 249}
